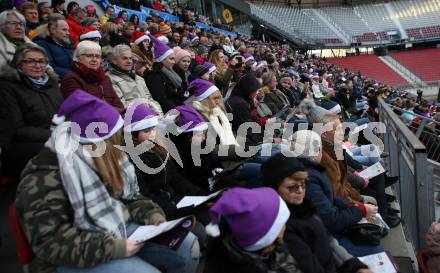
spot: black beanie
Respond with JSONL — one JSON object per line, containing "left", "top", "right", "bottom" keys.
{"left": 237, "top": 74, "right": 261, "bottom": 99}
{"left": 261, "top": 153, "right": 307, "bottom": 188}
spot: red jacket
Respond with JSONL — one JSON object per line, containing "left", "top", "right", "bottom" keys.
{"left": 153, "top": 2, "right": 164, "bottom": 11}
{"left": 61, "top": 69, "right": 124, "bottom": 112}
{"left": 66, "top": 15, "right": 83, "bottom": 43}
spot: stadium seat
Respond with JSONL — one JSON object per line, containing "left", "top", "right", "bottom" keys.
{"left": 8, "top": 202, "right": 33, "bottom": 273}
{"left": 327, "top": 55, "right": 409, "bottom": 87}
{"left": 390, "top": 48, "right": 440, "bottom": 82}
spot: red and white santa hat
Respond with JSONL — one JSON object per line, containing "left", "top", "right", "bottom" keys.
{"left": 79, "top": 27, "right": 101, "bottom": 41}
{"left": 131, "top": 31, "right": 150, "bottom": 45}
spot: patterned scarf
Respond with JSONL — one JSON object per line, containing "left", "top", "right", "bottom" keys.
{"left": 45, "top": 125, "right": 140, "bottom": 239}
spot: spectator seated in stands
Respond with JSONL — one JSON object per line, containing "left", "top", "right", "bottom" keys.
{"left": 290, "top": 130, "right": 385, "bottom": 257}
{"left": 37, "top": 2, "right": 53, "bottom": 25}
{"left": 15, "top": 90, "right": 199, "bottom": 273}
{"left": 81, "top": 16, "right": 101, "bottom": 31}
{"left": 65, "top": 6, "right": 85, "bottom": 43}
{"left": 204, "top": 187, "right": 302, "bottom": 273}
{"left": 209, "top": 49, "right": 236, "bottom": 94}
{"left": 261, "top": 71, "right": 291, "bottom": 114}
{"left": 131, "top": 31, "right": 153, "bottom": 76}
{"left": 144, "top": 36, "right": 187, "bottom": 112}
{"left": 0, "top": 43, "right": 63, "bottom": 181}
{"left": 20, "top": 2, "right": 39, "bottom": 35}
{"left": 172, "top": 46, "right": 192, "bottom": 92}
{"left": 33, "top": 13, "right": 73, "bottom": 79}
{"left": 100, "top": 6, "right": 115, "bottom": 25}
{"left": 0, "top": 9, "right": 33, "bottom": 67}
{"left": 51, "top": 0, "right": 66, "bottom": 17}
{"left": 61, "top": 40, "right": 124, "bottom": 112}
{"left": 108, "top": 44, "right": 163, "bottom": 115}
{"left": 125, "top": 103, "right": 209, "bottom": 227}
{"left": 301, "top": 102, "right": 401, "bottom": 229}
{"left": 262, "top": 151, "right": 373, "bottom": 273}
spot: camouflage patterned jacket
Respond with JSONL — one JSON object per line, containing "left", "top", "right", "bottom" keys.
{"left": 15, "top": 149, "right": 166, "bottom": 273}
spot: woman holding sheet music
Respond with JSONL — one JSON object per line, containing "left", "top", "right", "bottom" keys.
{"left": 261, "top": 151, "right": 374, "bottom": 272}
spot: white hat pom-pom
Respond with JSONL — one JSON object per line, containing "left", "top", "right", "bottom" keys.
{"left": 205, "top": 223, "right": 221, "bottom": 237}
{"left": 52, "top": 114, "right": 65, "bottom": 125}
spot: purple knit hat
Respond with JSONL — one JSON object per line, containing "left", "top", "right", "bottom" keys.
{"left": 174, "top": 105, "right": 208, "bottom": 132}
{"left": 123, "top": 103, "right": 158, "bottom": 132}
{"left": 243, "top": 52, "right": 254, "bottom": 63}
{"left": 149, "top": 34, "right": 174, "bottom": 62}
{"left": 188, "top": 79, "right": 219, "bottom": 101}
{"left": 206, "top": 187, "right": 290, "bottom": 251}
{"left": 52, "top": 90, "right": 123, "bottom": 143}
{"left": 203, "top": 61, "right": 216, "bottom": 74}
{"left": 188, "top": 33, "right": 199, "bottom": 43}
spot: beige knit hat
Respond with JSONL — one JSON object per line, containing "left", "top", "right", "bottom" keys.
{"left": 174, "top": 47, "right": 191, "bottom": 64}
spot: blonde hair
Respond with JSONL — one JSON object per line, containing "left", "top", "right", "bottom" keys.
{"left": 92, "top": 131, "right": 126, "bottom": 192}
{"left": 193, "top": 90, "right": 226, "bottom": 118}
{"left": 209, "top": 49, "right": 226, "bottom": 73}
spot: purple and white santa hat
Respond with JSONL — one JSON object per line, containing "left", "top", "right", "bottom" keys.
{"left": 173, "top": 105, "right": 208, "bottom": 133}
{"left": 188, "top": 79, "right": 219, "bottom": 101}
{"left": 52, "top": 90, "right": 123, "bottom": 144}
{"left": 206, "top": 187, "right": 290, "bottom": 251}
{"left": 243, "top": 52, "right": 254, "bottom": 63}
{"left": 123, "top": 103, "right": 158, "bottom": 132}
{"left": 149, "top": 34, "right": 174, "bottom": 62}
{"left": 203, "top": 61, "right": 216, "bottom": 74}
{"left": 188, "top": 32, "right": 199, "bottom": 43}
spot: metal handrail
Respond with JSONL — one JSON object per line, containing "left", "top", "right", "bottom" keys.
{"left": 379, "top": 98, "right": 435, "bottom": 249}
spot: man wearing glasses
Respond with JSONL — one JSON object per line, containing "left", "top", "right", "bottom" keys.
{"left": 0, "top": 9, "right": 34, "bottom": 67}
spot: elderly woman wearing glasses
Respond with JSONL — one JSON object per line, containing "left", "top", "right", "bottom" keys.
{"left": 0, "top": 9, "right": 34, "bottom": 67}
{"left": 262, "top": 148, "right": 374, "bottom": 273}
{"left": 61, "top": 40, "right": 124, "bottom": 112}
{"left": 0, "top": 44, "right": 63, "bottom": 180}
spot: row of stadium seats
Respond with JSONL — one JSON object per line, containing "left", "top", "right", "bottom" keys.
{"left": 248, "top": 0, "right": 440, "bottom": 45}
{"left": 390, "top": 48, "right": 440, "bottom": 82}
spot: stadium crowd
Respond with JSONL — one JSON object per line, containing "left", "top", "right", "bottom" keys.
{"left": 0, "top": 1, "right": 439, "bottom": 273}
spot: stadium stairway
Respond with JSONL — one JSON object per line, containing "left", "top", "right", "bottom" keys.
{"left": 379, "top": 55, "right": 427, "bottom": 87}
{"left": 327, "top": 55, "right": 409, "bottom": 87}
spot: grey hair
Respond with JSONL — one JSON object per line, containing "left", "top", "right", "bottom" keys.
{"left": 47, "top": 13, "right": 65, "bottom": 29}
{"left": 10, "top": 43, "right": 48, "bottom": 68}
{"left": 0, "top": 10, "right": 26, "bottom": 32}
{"left": 112, "top": 44, "right": 131, "bottom": 60}
{"left": 73, "top": 40, "right": 101, "bottom": 61}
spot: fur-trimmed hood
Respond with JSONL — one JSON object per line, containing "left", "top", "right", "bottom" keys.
{"left": 0, "top": 64, "right": 59, "bottom": 82}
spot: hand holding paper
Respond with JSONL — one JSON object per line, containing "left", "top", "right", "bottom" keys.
{"left": 358, "top": 162, "right": 385, "bottom": 180}
{"left": 176, "top": 190, "right": 223, "bottom": 209}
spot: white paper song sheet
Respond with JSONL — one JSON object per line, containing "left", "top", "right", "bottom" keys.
{"left": 358, "top": 252, "right": 398, "bottom": 273}
{"left": 358, "top": 162, "right": 386, "bottom": 180}
{"left": 128, "top": 217, "right": 188, "bottom": 243}
{"left": 176, "top": 190, "right": 223, "bottom": 209}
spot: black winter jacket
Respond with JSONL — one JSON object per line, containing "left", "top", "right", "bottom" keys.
{"left": 0, "top": 66, "right": 63, "bottom": 177}
{"left": 285, "top": 199, "right": 368, "bottom": 273}
{"left": 204, "top": 234, "right": 302, "bottom": 273}
{"left": 135, "top": 151, "right": 206, "bottom": 220}
{"left": 144, "top": 62, "right": 184, "bottom": 113}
